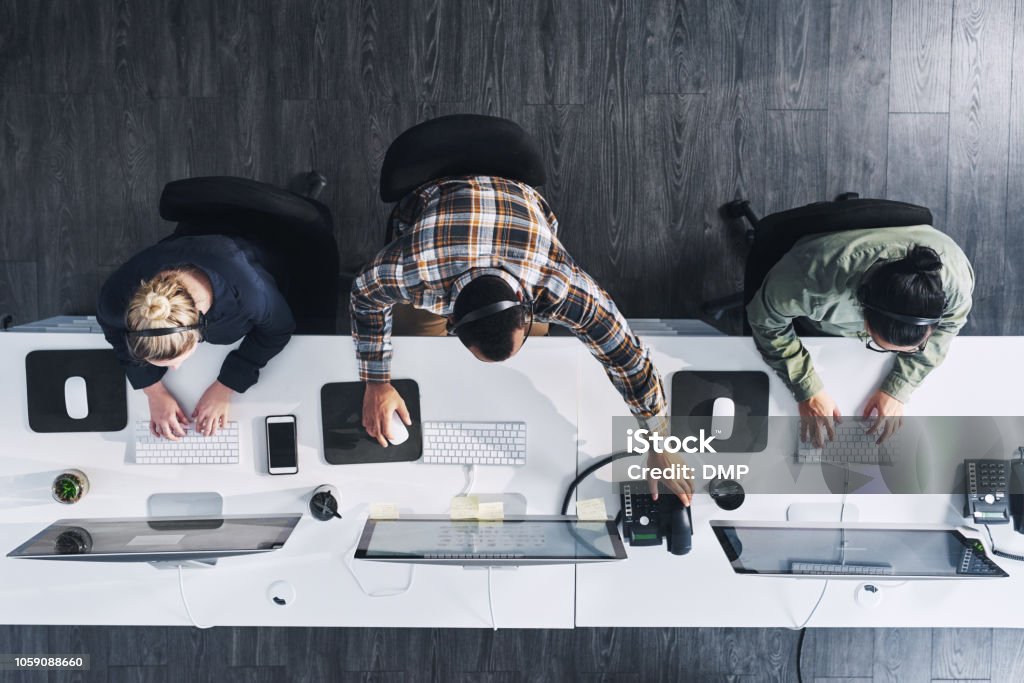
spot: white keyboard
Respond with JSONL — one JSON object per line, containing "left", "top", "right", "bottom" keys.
{"left": 791, "top": 561, "right": 894, "bottom": 576}
{"left": 796, "top": 421, "right": 897, "bottom": 465}
{"left": 132, "top": 421, "right": 240, "bottom": 465}
{"left": 422, "top": 421, "right": 526, "bottom": 466}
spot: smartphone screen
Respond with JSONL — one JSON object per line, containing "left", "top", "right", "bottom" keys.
{"left": 267, "top": 417, "right": 298, "bottom": 474}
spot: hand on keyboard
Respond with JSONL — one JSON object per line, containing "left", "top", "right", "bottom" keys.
{"left": 861, "top": 390, "right": 905, "bottom": 444}
{"left": 798, "top": 390, "right": 842, "bottom": 448}
{"left": 142, "top": 381, "right": 190, "bottom": 440}
{"left": 192, "top": 380, "right": 234, "bottom": 437}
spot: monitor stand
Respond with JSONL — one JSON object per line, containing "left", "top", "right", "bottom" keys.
{"left": 145, "top": 492, "right": 224, "bottom": 570}
{"left": 786, "top": 502, "right": 860, "bottom": 522}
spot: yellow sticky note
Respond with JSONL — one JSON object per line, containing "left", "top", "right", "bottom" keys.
{"left": 450, "top": 495, "right": 480, "bottom": 520}
{"left": 576, "top": 497, "right": 608, "bottom": 521}
{"left": 477, "top": 501, "right": 505, "bottom": 521}
{"left": 369, "top": 502, "right": 400, "bottom": 520}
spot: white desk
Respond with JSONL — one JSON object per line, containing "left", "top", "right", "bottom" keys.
{"left": 575, "top": 336, "right": 1024, "bottom": 628}
{"left": 0, "top": 333, "right": 581, "bottom": 628}
{"left": 4, "top": 332, "right": 1024, "bottom": 629}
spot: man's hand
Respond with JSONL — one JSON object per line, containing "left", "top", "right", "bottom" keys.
{"left": 862, "top": 390, "right": 904, "bottom": 444}
{"left": 192, "top": 381, "right": 234, "bottom": 436}
{"left": 798, "top": 390, "right": 842, "bottom": 448}
{"left": 143, "top": 382, "right": 189, "bottom": 440}
{"left": 644, "top": 451, "right": 693, "bottom": 506}
{"left": 363, "top": 382, "right": 411, "bottom": 448}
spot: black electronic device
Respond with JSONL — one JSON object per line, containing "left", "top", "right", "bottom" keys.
{"left": 963, "top": 458, "right": 1011, "bottom": 525}
{"left": 1011, "top": 455, "right": 1024, "bottom": 535}
{"left": 266, "top": 415, "right": 299, "bottom": 475}
{"left": 620, "top": 481, "right": 692, "bottom": 555}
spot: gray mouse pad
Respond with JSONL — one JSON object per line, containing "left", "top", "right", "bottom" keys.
{"left": 320, "top": 379, "right": 422, "bottom": 465}
{"left": 25, "top": 349, "right": 128, "bottom": 433}
{"left": 670, "top": 370, "right": 769, "bottom": 453}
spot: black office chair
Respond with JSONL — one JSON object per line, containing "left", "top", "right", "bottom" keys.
{"left": 702, "top": 193, "right": 934, "bottom": 331}
{"left": 159, "top": 175, "right": 340, "bottom": 335}
{"left": 378, "top": 114, "right": 546, "bottom": 242}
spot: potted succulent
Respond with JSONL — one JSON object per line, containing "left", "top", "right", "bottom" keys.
{"left": 52, "top": 469, "right": 89, "bottom": 504}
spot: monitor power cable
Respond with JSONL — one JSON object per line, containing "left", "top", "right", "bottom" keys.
{"left": 984, "top": 525, "right": 1024, "bottom": 562}
{"left": 177, "top": 565, "right": 213, "bottom": 629}
{"left": 487, "top": 566, "right": 498, "bottom": 631}
{"left": 343, "top": 515, "right": 416, "bottom": 598}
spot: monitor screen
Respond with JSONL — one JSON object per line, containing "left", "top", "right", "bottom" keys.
{"left": 355, "top": 515, "right": 627, "bottom": 565}
{"left": 711, "top": 522, "right": 1007, "bottom": 578}
{"left": 7, "top": 515, "right": 301, "bottom": 562}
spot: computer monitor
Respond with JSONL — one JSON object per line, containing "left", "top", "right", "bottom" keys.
{"left": 7, "top": 515, "right": 301, "bottom": 565}
{"left": 710, "top": 521, "right": 1008, "bottom": 578}
{"left": 354, "top": 515, "right": 627, "bottom": 566}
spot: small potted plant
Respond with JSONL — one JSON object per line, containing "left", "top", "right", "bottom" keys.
{"left": 52, "top": 470, "right": 89, "bottom": 504}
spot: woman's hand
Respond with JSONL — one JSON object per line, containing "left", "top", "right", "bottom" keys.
{"left": 798, "top": 390, "right": 842, "bottom": 447}
{"left": 862, "top": 390, "right": 904, "bottom": 444}
{"left": 143, "top": 382, "right": 189, "bottom": 440}
{"left": 193, "top": 381, "right": 234, "bottom": 436}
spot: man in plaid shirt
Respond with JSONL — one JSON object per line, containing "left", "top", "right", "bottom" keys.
{"left": 350, "top": 176, "right": 689, "bottom": 503}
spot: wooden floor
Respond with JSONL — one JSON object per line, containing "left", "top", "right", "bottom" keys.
{"left": 1, "top": 0, "right": 1023, "bottom": 333}
{"left": 2, "top": 625, "right": 1024, "bottom": 682}
{"left": 2, "top": 1, "right": 1024, "bottom": 681}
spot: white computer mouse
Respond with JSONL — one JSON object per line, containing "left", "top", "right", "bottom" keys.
{"left": 710, "top": 396, "right": 735, "bottom": 440}
{"left": 64, "top": 376, "right": 89, "bottom": 420}
{"left": 386, "top": 411, "right": 410, "bottom": 446}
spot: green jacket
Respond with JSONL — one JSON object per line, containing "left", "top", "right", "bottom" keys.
{"left": 746, "top": 225, "right": 974, "bottom": 403}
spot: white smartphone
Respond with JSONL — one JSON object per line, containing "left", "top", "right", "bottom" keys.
{"left": 266, "top": 415, "right": 298, "bottom": 475}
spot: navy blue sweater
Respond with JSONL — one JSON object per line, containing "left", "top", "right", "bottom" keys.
{"left": 97, "top": 235, "right": 295, "bottom": 393}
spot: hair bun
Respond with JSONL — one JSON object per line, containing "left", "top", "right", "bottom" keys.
{"left": 906, "top": 246, "right": 942, "bottom": 274}
{"left": 143, "top": 292, "right": 172, "bottom": 321}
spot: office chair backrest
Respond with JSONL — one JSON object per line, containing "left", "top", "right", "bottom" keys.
{"left": 160, "top": 176, "right": 325, "bottom": 231}
{"left": 379, "top": 114, "right": 546, "bottom": 203}
{"left": 743, "top": 198, "right": 934, "bottom": 306}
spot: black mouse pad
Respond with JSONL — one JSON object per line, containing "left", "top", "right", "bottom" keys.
{"left": 25, "top": 349, "right": 128, "bottom": 433}
{"left": 670, "top": 371, "right": 769, "bottom": 453}
{"left": 320, "top": 379, "right": 422, "bottom": 465}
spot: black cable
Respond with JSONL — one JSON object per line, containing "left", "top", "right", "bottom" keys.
{"left": 795, "top": 628, "right": 807, "bottom": 683}
{"left": 560, "top": 451, "right": 632, "bottom": 516}
{"left": 985, "top": 525, "right": 1024, "bottom": 562}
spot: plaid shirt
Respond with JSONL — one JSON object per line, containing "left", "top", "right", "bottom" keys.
{"left": 349, "top": 176, "right": 665, "bottom": 419}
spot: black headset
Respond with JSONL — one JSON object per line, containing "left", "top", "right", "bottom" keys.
{"left": 446, "top": 271, "right": 535, "bottom": 336}
{"left": 856, "top": 284, "right": 942, "bottom": 327}
{"left": 125, "top": 312, "right": 209, "bottom": 340}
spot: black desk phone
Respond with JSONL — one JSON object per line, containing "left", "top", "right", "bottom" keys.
{"left": 620, "top": 481, "right": 693, "bottom": 555}
{"left": 963, "top": 450, "right": 1024, "bottom": 534}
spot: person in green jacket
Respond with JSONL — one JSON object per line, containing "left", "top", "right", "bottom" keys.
{"left": 746, "top": 225, "right": 974, "bottom": 444}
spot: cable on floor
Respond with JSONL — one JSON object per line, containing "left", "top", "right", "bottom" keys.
{"left": 487, "top": 566, "right": 497, "bottom": 631}
{"left": 177, "top": 565, "right": 213, "bottom": 629}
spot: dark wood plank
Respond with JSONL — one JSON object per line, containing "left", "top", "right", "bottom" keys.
{"left": 411, "top": 0, "right": 480, "bottom": 103}
{"left": 946, "top": 0, "right": 1015, "bottom": 335}
{"left": 765, "top": 109, "right": 828, "bottom": 214}
{"left": 872, "top": 628, "right": 932, "bottom": 683}
{"left": 696, "top": 628, "right": 799, "bottom": 681}
{"left": 221, "top": 666, "right": 289, "bottom": 683}
{"left": 642, "top": 94, "right": 708, "bottom": 316}
{"left": 931, "top": 629, "right": 992, "bottom": 680}
{"left": 0, "top": 261, "right": 38, "bottom": 325}
{"left": 523, "top": 0, "right": 596, "bottom": 104}
{"left": 0, "top": 94, "right": 39, "bottom": 261}
{"left": 767, "top": 0, "right": 830, "bottom": 109}
{"left": 26, "top": 0, "right": 114, "bottom": 96}
{"left": 214, "top": 0, "right": 273, "bottom": 101}
{"left": 808, "top": 628, "right": 875, "bottom": 679}
{"left": 0, "top": 1, "right": 34, "bottom": 93}
{"left": 105, "top": 627, "right": 168, "bottom": 667}
{"left": 106, "top": 666, "right": 168, "bottom": 683}
{"left": 1004, "top": 0, "right": 1024, "bottom": 335}
{"left": 701, "top": 0, "right": 768, "bottom": 306}
{"left": 990, "top": 629, "right": 1024, "bottom": 682}
{"left": 32, "top": 94, "right": 100, "bottom": 316}
{"left": 826, "top": 0, "right": 891, "bottom": 199}
{"left": 643, "top": 0, "right": 709, "bottom": 94}
{"left": 888, "top": 0, "right": 953, "bottom": 113}
{"left": 886, "top": 113, "right": 949, "bottom": 229}
{"left": 113, "top": 0, "right": 217, "bottom": 98}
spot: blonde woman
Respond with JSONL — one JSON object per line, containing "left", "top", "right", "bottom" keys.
{"left": 97, "top": 235, "right": 295, "bottom": 440}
